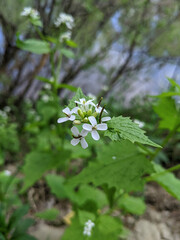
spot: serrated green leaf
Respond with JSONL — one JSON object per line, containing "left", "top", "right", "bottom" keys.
{"left": 153, "top": 97, "right": 180, "bottom": 130}
{"left": 21, "top": 150, "right": 70, "bottom": 192}
{"left": 118, "top": 195, "right": 146, "bottom": 215}
{"left": 149, "top": 163, "right": 180, "bottom": 201}
{"left": 67, "top": 140, "right": 154, "bottom": 192}
{"left": 16, "top": 39, "right": 50, "bottom": 54}
{"left": 107, "top": 116, "right": 161, "bottom": 147}
{"left": 104, "top": 130, "right": 119, "bottom": 141}
{"left": 35, "top": 208, "right": 59, "bottom": 221}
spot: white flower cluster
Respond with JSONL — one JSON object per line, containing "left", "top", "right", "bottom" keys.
{"left": 54, "top": 13, "right": 74, "bottom": 42}
{"left": 0, "top": 110, "right": 7, "bottom": 119}
{"left": 134, "top": 119, "right": 145, "bottom": 128}
{"left": 57, "top": 98, "right": 111, "bottom": 149}
{"left": 54, "top": 13, "right": 74, "bottom": 29}
{"left": 83, "top": 220, "right": 95, "bottom": 237}
{"left": 59, "top": 31, "right": 72, "bottom": 42}
{"left": 20, "top": 7, "right": 40, "bottom": 19}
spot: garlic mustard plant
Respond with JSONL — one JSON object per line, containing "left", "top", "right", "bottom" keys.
{"left": 57, "top": 93, "right": 111, "bottom": 148}
{"left": 83, "top": 220, "right": 95, "bottom": 237}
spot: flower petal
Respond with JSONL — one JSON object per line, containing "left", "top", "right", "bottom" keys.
{"left": 69, "top": 115, "right": 75, "bottom": 121}
{"left": 71, "top": 138, "right": 80, "bottom": 146}
{"left": 101, "top": 117, "right": 111, "bottom": 122}
{"left": 81, "top": 129, "right": 88, "bottom": 137}
{"left": 71, "top": 107, "right": 78, "bottom": 114}
{"left": 74, "top": 100, "right": 81, "bottom": 104}
{"left": 97, "top": 123, "right": 107, "bottom": 131}
{"left": 71, "top": 126, "right": 79, "bottom": 136}
{"left": 83, "top": 124, "right": 92, "bottom": 131}
{"left": 88, "top": 116, "right": 97, "bottom": 126}
{"left": 62, "top": 107, "right": 71, "bottom": 115}
{"left": 80, "top": 138, "right": 88, "bottom": 149}
{"left": 91, "top": 130, "right": 100, "bottom": 141}
{"left": 57, "top": 117, "right": 69, "bottom": 123}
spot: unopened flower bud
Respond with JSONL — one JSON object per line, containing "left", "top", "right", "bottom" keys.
{"left": 82, "top": 117, "right": 89, "bottom": 123}
{"left": 78, "top": 109, "right": 84, "bottom": 118}
{"left": 87, "top": 109, "right": 92, "bottom": 116}
{"left": 73, "top": 120, "right": 81, "bottom": 125}
{"left": 93, "top": 112, "right": 98, "bottom": 118}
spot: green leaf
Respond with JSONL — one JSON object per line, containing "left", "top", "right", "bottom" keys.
{"left": 118, "top": 195, "right": 146, "bottom": 215}
{"left": 46, "top": 174, "right": 108, "bottom": 208}
{"left": 65, "top": 40, "right": 78, "bottom": 48}
{"left": 149, "top": 163, "right": 180, "bottom": 201}
{"left": 61, "top": 217, "right": 84, "bottom": 240}
{"left": 97, "top": 215, "right": 122, "bottom": 235}
{"left": 8, "top": 205, "right": 29, "bottom": 230}
{"left": 16, "top": 38, "right": 50, "bottom": 54}
{"left": 67, "top": 140, "right": 154, "bottom": 192}
{"left": 64, "top": 140, "right": 91, "bottom": 159}
{"left": 30, "top": 18, "right": 43, "bottom": 27}
{"left": 0, "top": 233, "right": 6, "bottom": 240}
{"left": 21, "top": 150, "right": 70, "bottom": 192}
{"left": 153, "top": 97, "right": 180, "bottom": 130}
{"left": 167, "top": 78, "right": 180, "bottom": 91}
{"left": 11, "top": 219, "right": 35, "bottom": 238}
{"left": 56, "top": 83, "right": 77, "bottom": 92}
{"left": 61, "top": 48, "right": 75, "bottom": 58}
{"left": 46, "top": 174, "right": 69, "bottom": 199}
{"left": 35, "top": 208, "right": 59, "bottom": 221}
{"left": 107, "top": 116, "right": 161, "bottom": 147}
{"left": 37, "top": 101, "right": 57, "bottom": 121}
{"left": 68, "top": 88, "right": 87, "bottom": 109}
{"left": 78, "top": 210, "right": 95, "bottom": 225}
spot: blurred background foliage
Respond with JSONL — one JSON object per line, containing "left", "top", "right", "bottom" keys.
{"left": 1, "top": 0, "right": 180, "bottom": 105}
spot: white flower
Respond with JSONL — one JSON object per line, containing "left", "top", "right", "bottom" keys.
{"left": 75, "top": 98, "right": 95, "bottom": 111}
{"left": 71, "top": 126, "right": 88, "bottom": 149}
{"left": 101, "top": 116, "right": 111, "bottom": 122}
{"left": 112, "top": 156, "right": 116, "bottom": 160}
{"left": 4, "top": 170, "right": 11, "bottom": 176}
{"left": 134, "top": 119, "right": 145, "bottom": 128}
{"left": 21, "top": 7, "right": 39, "bottom": 19}
{"left": 59, "top": 31, "right": 72, "bottom": 42}
{"left": 44, "top": 83, "right": 51, "bottom": 90}
{"left": 54, "top": 13, "right": 74, "bottom": 29}
{"left": 57, "top": 107, "right": 78, "bottom": 123}
{"left": 102, "top": 85, "right": 109, "bottom": 91}
{"left": 42, "top": 95, "right": 50, "bottom": 102}
{"left": 95, "top": 105, "right": 108, "bottom": 114}
{"left": 83, "top": 116, "right": 107, "bottom": 141}
{"left": 87, "top": 93, "right": 96, "bottom": 100}
{"left": 4, "top": 106, "right": 11, "bottom": 113}
{"left": 83, "top": 220, "right": 95, "bottom": 237}
{"left": 0, "top": 110, "right": 7, "bottom": 119}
